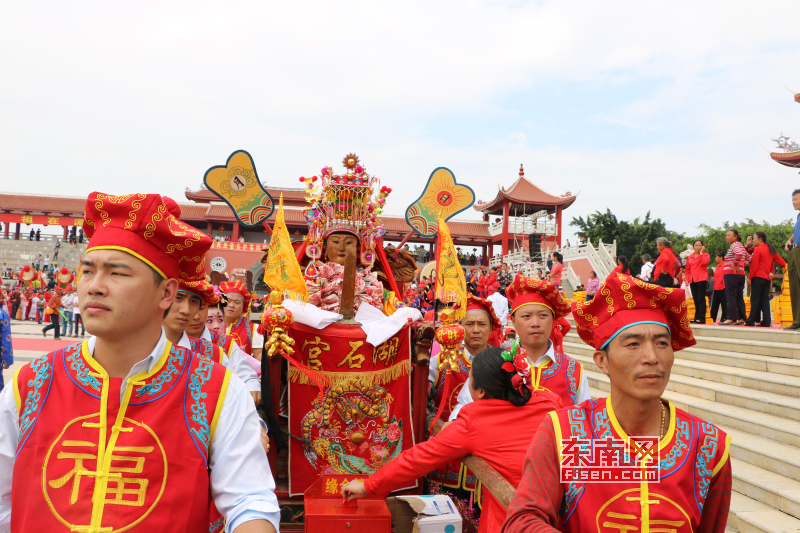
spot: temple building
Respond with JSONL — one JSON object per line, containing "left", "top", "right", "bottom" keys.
{"left": 473, "top": 165, "right": 577, "bottom": 265}
{"left": 769, "top": 92, "right": 800, "bottom": 170}
{"left": 0, "top": 164, "right": 583, "bottom": 289}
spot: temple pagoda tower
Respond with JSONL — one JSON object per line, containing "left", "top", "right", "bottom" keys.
{"left": 473, "top": 165, "right": 577, "bottom": 265}
{"left": 769, "top": 92, "right": 800, "bottom": 170}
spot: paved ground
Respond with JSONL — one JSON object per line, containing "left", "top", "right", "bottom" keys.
{"left": 2, "top": 317, "right": 84, "bottom": 387}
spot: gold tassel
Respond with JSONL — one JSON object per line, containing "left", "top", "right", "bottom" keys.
{"left": 287, "top": 360, "right": 410, "bottom": 387}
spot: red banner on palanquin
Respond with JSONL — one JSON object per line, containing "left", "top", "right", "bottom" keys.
{"left": 288, "top": 322, "right": 416, "bottom": 496}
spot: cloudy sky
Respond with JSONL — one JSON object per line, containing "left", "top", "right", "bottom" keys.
{"left": 3, "top": 1, "right": 800, "bottom": 242}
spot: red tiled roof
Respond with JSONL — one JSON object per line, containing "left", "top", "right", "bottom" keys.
{"left": 474, "top": 175, "right": 577, "bottom": 214}
{"left": 0, "top": 194, "right": 86, "bottom": 215}
{"left": 771, "top": 151, "right": 800, "bottom": 168}
{"left": 200, "top": 202, "right": 490, "bottom": 240}
{"left": 185, "top": 187, "right": 307, "bottom": 204}
{"left": 0, "top": 192, "right": 491, "bottom": 241}
{"left": 184, "top": 189, "right": 219, "bottom": 202}
{"left": 178, "top": 204, "right": 211, "bottom": 221}
{"left": 205, "top": 204, "right": 237, "bottom": 221}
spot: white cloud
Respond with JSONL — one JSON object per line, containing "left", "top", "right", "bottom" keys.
{"left": 0, "top": 0, "right": 799, "bottom": 245}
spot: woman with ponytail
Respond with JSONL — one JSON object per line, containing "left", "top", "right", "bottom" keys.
{"left": 341, "top": 347, "right": 561, "bottom": 533}
{"left": 548, "top": 251, "right": 564, "bottom": 289}
{"left": 745, "top": 231, "right": 786, "bottom": 327}
{"left": 612, "top": 255, "right": 630, "bottom": 275}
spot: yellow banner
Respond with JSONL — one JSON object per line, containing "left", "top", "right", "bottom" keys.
{"left": 263, "top": 194, "right": 308, "bottom": 300}
{"left": 435, "top": 213, "right": 467, "bottom": 320}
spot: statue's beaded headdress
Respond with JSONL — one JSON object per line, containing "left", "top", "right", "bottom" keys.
{"left": 302, "top": 153, "right": 391, "bottom": 267}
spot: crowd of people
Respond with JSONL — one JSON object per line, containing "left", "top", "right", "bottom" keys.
{"left": 1, "top": 286, "right": 84, "bottom": 339}
{"left": 9, "top": 188, "right": 799, "bottom": 531}
{"left": 631, "top": 227, "right": 788, "bottom": 328}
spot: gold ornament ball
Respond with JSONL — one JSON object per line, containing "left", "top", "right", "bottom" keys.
{"left": 351, "top": 432, "right": 365, "bottom": 445}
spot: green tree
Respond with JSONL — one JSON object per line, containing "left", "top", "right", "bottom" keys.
{"left": 571, "top": 210, "right": 793, "bottom": 285}
{"left": 696, "top": 219, "right": 792, "bottom": 290}
{"left": 696, "top": 219, "right": 792, "bottom": 261}
{"left": 570, "top": 209, "right": 682, "bottom": 275}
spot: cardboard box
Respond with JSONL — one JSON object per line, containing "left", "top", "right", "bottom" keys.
{"left": 387, "top": 495, "right": 463, "bottom": 533}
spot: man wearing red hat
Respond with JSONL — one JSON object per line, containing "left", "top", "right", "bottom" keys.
{"left": 164, "top": 279, "right": 261, "bottom": 406}
{"left": 502, "top": 273, "right": 732, "bottom": 532}
{"left": 0, "top": 193, "right": 278, "bottom": 532}
{"left": 221, "top": 280, "right": 263, "bottom": 360}
{"left": 451, "top": 275, "right": 589, "bottom": 422}
{"left": 428, "top": 294, "right": 501, "bottom": 491}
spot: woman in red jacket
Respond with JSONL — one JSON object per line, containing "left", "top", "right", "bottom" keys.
{"left": 710, "top": 252, "right": 727, "bottom": 323}
{"left": 745, "top": 231, "right": 787, "bottom": 327}
{"left": 477, "top": 268, "right": 488, "bottom": 297}
{"left": 653, "top": 237, "right": 676, "bottom": 287}
{"left": 686, "top": 240, "right": 711, "bottom": 324}
{"left": 341, "top": 348, "right": 561, "bottom": 533}
{"left": 611, "top": 255, "right": 630, "bottom": 274}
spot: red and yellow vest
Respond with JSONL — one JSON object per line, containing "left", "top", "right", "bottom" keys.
{"left": 551, "top": 397, "right": 731, "bottom": 533}
{"left": 226, "top": 316, "right": 253, "bottom": 355}
{"left": 209, "top": 329, "right": 236, "bottom": 360}
{"left": 11, "top": 340, "right": 231, "bottom": 533}
{"left": 515, "top": 344, "right": 584, "bottom": 407}
{"left": 185, "top": 335, "right": 230, "bottom": 533}
{"left": 189, "top": 336, "right": 226, "bottom": 365}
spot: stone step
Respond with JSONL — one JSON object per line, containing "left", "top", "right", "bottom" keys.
{"left": 584, "top": 369, "right": 800, "bottom": 448}
{"left": 694, "top": 335, "right": 800, "bottom": 360}
{"left": 722, "top": 426, "right": 800, "bottom": 483}
{"left": 566, "top": 342, "right": 800, "bottom": 398}
{"left": 693, "top": 323, "right": 800, "bottom": 346}
{"left": 565, "top": 332, "right": 800, "bottom": 377}
{"left": 731, "top": 459, "right": 800, "bottom": 522}
{"left": 729, "top": 491, "right": 800, "bottom": 533}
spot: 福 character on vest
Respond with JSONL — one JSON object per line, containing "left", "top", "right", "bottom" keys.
{"left": 0, "top": 192, "right": 280, "bottom": 532}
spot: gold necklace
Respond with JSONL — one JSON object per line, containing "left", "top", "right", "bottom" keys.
{"left": 660, "top": 402, "right": 666, "bottom": 439}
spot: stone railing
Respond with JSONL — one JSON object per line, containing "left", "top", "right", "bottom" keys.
{"left": 566, "top": 262, "right": 581, "bottom": 288}
{"left": 557, "top": 239, "right": 616, "bottom": 281}
{"left": 488, "top": 217, "right": 558, "bottom": 237}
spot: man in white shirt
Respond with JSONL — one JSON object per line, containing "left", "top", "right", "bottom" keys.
{"left": 639, "top": 254, "right": 654, "bottom": 282}
{"left": 165, "top": 284, "right": 262, "bottom": 406}
{"left": 0, "top": 192, "right": 278, "bottom": 533}
{"left": 487, "top": 287, "right": 509, "bottom": 327}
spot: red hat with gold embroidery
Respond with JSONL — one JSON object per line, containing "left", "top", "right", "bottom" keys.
{"left": 83, "top": 192, "right": 212, "bottom": 280}
{"left": 464, "top": 293, "right": 502, "bottom": 331}
{"left": 179, "top": 278, "right": 221, "bottom": 306}
{"left": 571, "top": 272, "right": 695, "bottom": 351}
{"left": 505, "top": 273, "right": 570, "bottom": 320}
{"left": 219, "top": 279, "right": 251, "bottom": 311}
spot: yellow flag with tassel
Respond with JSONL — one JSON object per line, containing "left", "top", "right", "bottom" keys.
{"left": 263, "top": 194, "right": 308, "bottom": 300}
{"left": 435, "top": 212, "right": 467, "bottom": 320}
